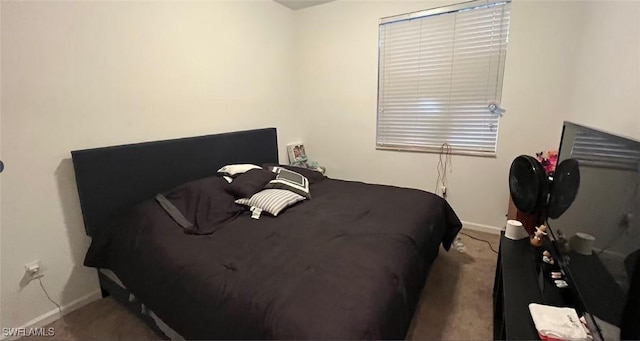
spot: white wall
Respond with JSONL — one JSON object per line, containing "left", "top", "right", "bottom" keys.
{"left": 0, "top": 0, "right": 296, "bottom": 330}
{"left": 293, "top": 0, "right": 591, "bottom": 231}
{"left": 564, "top": 1, "right": 640, "bottom": 138}
{"left": 557, "top": 0, "right": 640, "bottom": 257}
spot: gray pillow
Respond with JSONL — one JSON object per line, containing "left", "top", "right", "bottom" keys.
{"left": 227, "top": 169, "right": 276, "bottom": 198}
{"left": 265, "top": 167, "right": 311, "bottom": 199}
{"left": 235, "top": 189, "right": 305, "bottom": 216}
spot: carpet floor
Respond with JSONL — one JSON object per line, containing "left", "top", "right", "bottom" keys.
{"left": 23, "top": 230, "right": 499, "bottom": 340}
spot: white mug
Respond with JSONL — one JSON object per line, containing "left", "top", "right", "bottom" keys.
{"left": 505, "top": 220, "right": 529, "bottom": 240}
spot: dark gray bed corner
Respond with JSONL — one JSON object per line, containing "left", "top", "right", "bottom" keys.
{"left": 71, "top": 128, "right": 462, "bottom": 340}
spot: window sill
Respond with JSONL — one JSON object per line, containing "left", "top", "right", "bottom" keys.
{"left": 376, "top": 145, "right": 497, "bottom": 158}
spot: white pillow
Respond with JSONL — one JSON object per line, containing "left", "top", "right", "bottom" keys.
{"left": 217, "top": 164, "right": 262, "bottom": 177}
{"left": 235, "top": 189, "right": 305, "bottom": 216}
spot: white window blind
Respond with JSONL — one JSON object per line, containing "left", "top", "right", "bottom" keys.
{"left": 377, "top": 0, "right": 511, "bottom": 156}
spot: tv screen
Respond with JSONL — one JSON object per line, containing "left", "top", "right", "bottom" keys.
{"left": 550, "top": 122, "right": 640, "bottom": 340}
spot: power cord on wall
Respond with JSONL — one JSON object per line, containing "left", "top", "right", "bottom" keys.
{"left": 460, "top": 231, "right": 499, "bottom": 254}
{"left": 38, "top": 277, "right": 62, "bottom": 315}
{"left": 435, "top": 143, "right": 452, "bottom": 198}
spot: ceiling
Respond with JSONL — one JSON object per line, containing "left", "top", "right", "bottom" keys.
{"left": 274, "top": 0, "right": 335, "bottom": 10}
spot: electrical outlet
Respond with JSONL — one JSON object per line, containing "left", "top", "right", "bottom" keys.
{"left": 24, "top": 260, "right": 43, "bottom": 280}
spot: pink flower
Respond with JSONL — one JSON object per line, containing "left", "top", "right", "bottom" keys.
{"left": 535, "top": 150, "right": 558, "bottom": 175}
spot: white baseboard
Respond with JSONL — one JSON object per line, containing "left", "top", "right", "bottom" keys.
{"left": 461, "top": 221, "right": 502, "bottom": 235}
{"left": 1, "top": 289, "right": 101, "bottom": 340}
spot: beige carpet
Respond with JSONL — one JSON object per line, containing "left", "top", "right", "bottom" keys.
{"left": 23, "top": 230, "right": 499, "bottom": 340}
{"left": 406, "top": 230, "right": 499, "bottom": 340}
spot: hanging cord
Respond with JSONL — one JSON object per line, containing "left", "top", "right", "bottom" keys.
{"left": 435, "top": 143, "right": 452, "bottom": 198}
{"left": 38, "top": 277, "right": 62, "bottom": 315}
{"left": 459, "top": 232, "right": 499, "bottom": 254}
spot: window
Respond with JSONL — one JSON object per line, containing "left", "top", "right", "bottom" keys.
{"left": 376, "top": 0, "right": 511, "bottom": 156}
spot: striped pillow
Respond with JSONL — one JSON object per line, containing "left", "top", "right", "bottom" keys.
{"left": 235, "top": 189, "right": 305, "bottom": 216}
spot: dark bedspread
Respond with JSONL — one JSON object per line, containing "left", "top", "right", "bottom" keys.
{"left": 85, "top": 177, "right": 461, "bottom": 340}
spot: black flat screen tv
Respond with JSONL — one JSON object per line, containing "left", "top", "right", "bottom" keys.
{"left": 550, "top": 122, "right": 640, "bottom": 340}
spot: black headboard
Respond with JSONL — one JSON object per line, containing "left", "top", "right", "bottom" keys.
{"left": 71, "top": 128, "right": 278, "bottom": 236}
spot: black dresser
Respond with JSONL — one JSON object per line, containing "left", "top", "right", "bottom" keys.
{"left": 493, "top": 234, "right": 571, "bottom": 340}
{"left": 494, "top": 231, "right": 635, "bottom": 340}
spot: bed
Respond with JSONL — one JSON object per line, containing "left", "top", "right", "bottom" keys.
{"left": 72, "top": 127, "right": 462, "bottom": 340}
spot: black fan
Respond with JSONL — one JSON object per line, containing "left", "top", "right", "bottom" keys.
{"left": 509, "top": 155, "right": 580, "bottom": 220}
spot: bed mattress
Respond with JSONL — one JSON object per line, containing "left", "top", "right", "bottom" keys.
{"left": 85, "top": 177, "right": 461, "bottom": 339}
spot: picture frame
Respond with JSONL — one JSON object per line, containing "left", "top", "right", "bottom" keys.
{"left": 287, "top": 143, "right": 308, "bottom": 166}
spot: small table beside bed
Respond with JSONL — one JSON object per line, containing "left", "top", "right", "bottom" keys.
{"left": 71, "top": 127, "right": 462, "bottom": 340}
